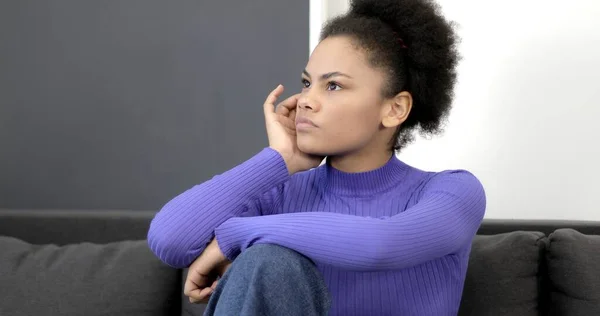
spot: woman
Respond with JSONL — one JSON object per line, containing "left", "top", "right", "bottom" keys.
{"left": 148, "top": 0, "right": 486, "bottom": 315}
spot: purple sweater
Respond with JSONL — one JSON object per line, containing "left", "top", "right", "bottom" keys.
{"left": 148, "top": 148, "right": 486, "bottom": 316}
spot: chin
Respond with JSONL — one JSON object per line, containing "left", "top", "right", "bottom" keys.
{"left": 297, "top": 136, "right": 326, "bottom": 156}
{"left": 297, "top": 135, "right": 339, "bottom": 157}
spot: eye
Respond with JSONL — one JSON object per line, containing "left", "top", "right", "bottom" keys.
{"left": 301, "top": 78, "right": 310, "bottom": 89}
{"left": 326, "top": 81, "right": 342, "bottom": 91}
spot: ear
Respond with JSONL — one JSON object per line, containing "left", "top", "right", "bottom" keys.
{"left": 381, "top": 91, "right": 413, "bottom": 128}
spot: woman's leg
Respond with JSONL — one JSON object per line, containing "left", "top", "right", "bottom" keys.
{"left": 204, "top": 244, "right": 331, "bottom": 316}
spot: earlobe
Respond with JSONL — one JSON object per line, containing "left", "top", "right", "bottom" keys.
{"left": 382, "top": 91, "right": 412, "bottom": 128}
{"left": 381, "top": 114, "right": 400, "bottom": 128}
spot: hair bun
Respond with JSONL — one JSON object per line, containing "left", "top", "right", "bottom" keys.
{"left": 350, "top": 0, "right": 448, "bottom": 49}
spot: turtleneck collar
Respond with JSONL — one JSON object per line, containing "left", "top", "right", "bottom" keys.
{"left": 319, "top": 154, "right": 410, "bottom": 197}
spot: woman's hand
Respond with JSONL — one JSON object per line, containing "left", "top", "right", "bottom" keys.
{"left": 183, "top": 238, "right": 232, "bottom": 304}
{"left": 264, "top": 85, "right": 323, "bottom": 174}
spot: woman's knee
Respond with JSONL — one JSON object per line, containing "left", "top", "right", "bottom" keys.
{"left": 238, "top": 244, "right": 311, "bottom": 264}
{"left": 234, "top": 244, "right": 317, "bottom": 278}
{"left": 208, "top": 244, "right": 331, "bottom": 315}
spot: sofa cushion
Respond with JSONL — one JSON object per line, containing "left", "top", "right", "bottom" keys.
{"left": 546, "top": 229, "right": 600, "bottom": 315}
{"left": 0, "top": 236, "right": 181, "bottom": 316}
{"left": 459, "top": 231, "right": 547, "bottom": 316}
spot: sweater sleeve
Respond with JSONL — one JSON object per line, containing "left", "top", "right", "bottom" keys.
{"left": 215, "top": 170, "right": 486, "bottom": 271}
{"left": 147, "top": 148, "right": 289, "bottom": 268}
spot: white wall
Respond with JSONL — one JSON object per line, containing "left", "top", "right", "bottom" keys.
{"left": 312, "top": 0, "right": 600, "bottom": 221}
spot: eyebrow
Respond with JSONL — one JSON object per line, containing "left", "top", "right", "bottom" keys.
{"left": 302, "top": 69, "right": 352, "bottom": 80}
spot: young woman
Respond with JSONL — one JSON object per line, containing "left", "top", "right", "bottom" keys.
{"left": 148, "top": 0, "right": 486, "bottom": 315}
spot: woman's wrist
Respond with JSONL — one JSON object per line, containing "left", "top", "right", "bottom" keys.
{"left": 269, "top": 147, "right": 298, "bottom": 175}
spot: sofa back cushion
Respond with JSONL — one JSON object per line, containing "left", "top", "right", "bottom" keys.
{"left": 459, "top": 231, "right": 547, "bottom": 316}
{"left": 546, "top": 229, "right": 600, "bottom": 316}
{"left": 0, "top": 236, "right": 180, "bottom": 316}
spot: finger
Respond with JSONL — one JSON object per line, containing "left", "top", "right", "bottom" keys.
{"left": 275, "top": 93, "right": 301, "bottom": 116}
{"left": 183, "top": 271, "right": 211, "bottom": 297}
{"left": 189, "top": 294, "right": 209, "bottom": 304}
{"left": 186, "top": 286, "right": 205, "bottom": 301}
{"left": 277, "top": 116, "right": 296, "bottom": 133}
{"left": 183, "top": 279, "right": 198, "bottom": 297}
{"left": 187, "top": 284, "right": 213, "bottom": 303}
{"left": 211, "top": 280, "right": 219, "bottom": 291}
{"left": 188, "top": 290, "right": 204, "bottom": 303}
{"left": 263, "top": 84, "right": 284, "bottom": 117}
{"left": 197, "top": 287, "right": 214, "bottom": 301}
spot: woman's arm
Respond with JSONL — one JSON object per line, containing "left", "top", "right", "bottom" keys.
{"left": 147, "top": 148, "right": 289, "bottom": 268}
{"left": 215, "top": 170, "right": 486, "bottom": 271}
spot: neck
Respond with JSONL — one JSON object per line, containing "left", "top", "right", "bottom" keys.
{"left": 328, "top": 148, "right": 394, "bottom": 173}
{"left": 320, "top": 148, "right": 409, "bottom": 197}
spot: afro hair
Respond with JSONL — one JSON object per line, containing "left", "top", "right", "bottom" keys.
{"left": 321, "top": 0, "right": 460, "bottom": 151}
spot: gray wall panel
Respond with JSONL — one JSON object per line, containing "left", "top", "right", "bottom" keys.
{"left": 0, "top": 1, "right": 309, "bottom": 210}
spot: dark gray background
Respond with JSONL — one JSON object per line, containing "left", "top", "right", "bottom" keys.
{"left": 0, "top": 1, "right": 309, "bottom": 210}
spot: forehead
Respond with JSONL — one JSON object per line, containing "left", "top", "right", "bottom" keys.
{"left": 306, "top": 36, "right": 373, "bottom": 76}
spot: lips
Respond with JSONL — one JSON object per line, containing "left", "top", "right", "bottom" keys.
{"left": 295, "top": 117, "right": 318, "bottom": 128}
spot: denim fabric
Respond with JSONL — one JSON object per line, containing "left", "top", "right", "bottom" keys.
{"left": 204, "top": 244, "right": 331, "bottom": 316}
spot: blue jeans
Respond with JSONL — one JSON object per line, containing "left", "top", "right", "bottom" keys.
{"left": 204, "top": 244, "right": 331, "bottom": 316}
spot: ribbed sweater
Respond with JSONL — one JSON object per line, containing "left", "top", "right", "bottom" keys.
{"left": 148, "top": 147, "right": 486, "bottom": 316}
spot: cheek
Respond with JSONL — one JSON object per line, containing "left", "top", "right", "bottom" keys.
{"left": 321, "top": 103, "right": 381, "bottom": 145}
{"left": 331, "top": 101, "right": 380, "bottom": 134}
{"left": 296, "top": 93, "right": 383, "bottom": 154}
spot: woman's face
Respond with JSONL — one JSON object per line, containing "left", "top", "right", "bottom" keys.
{"left": 295, "top": 35, "right": 400, "bottom": 157}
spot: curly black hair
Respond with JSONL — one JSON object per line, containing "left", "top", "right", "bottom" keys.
{"left": 320, "top": 0, "right": 460, "bottom": 151}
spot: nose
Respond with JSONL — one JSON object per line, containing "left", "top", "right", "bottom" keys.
{"left": 297, "top": 93, "right": 320, "bottom": 112}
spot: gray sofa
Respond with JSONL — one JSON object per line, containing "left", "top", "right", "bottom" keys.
{"left": 0, "top": 209, "right": 598, "bottom": 316}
